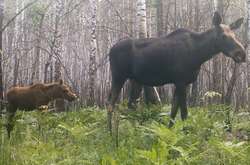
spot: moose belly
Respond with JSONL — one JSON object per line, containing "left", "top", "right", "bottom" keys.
{"left": 134, "top": 75, "right": 173, "bottom": 86}
{"left": 15, "top": 102, "right": 36, "bottom": 111}
{"left": 132, "top": 69, "right": 199, "bottom": 86}
{"left": 9, "top": 96, "right": 39, "bottom": 111}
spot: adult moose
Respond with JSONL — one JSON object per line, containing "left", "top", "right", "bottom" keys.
{"left": 5, "top": 80, "right": 77, "bottom": 137}
{"left": 108, "top": 12, "right": 246, "bottom": 132}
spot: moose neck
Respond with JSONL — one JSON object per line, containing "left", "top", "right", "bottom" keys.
{"left": 192, "top": 29, "right": 221, "bottom": 67}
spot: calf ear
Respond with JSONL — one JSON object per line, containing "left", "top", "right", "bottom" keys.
{"left": 59, "top": 79, "right": 63, "bottom": 85}
{"left": 213, "top": 11, "right": 222, "bottom": 27}
{"left": 230, "top": 17, "right": 244, "bottom": 30}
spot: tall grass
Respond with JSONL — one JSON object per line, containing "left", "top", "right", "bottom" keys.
{"left": 1, "top": 105, "right": 250, "bottom": 165}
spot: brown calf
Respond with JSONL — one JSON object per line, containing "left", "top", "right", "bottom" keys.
{"left": 6, "top": 80, "right": 77, "bottom": 137}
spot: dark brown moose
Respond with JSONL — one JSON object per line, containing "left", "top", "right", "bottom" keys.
{"left": 108, "top": 12, "right": 246, "bottom": 131}
{"left": 6, "top": 80, "right": 77, "bottom": 137}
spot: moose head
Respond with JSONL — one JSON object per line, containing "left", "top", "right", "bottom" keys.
{"left": 212, "top": 11, "right": 246, "bottom": 63}
{"left": 51, "top": 80, "right": 78, "bottom": 101}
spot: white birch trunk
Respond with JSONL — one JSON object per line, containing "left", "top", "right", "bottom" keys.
{"left": 136, "top": 0, "right": 161, "bottom": 104}
{"left": 137, "top": 0, "right": 147, "bottom": 38}
{"left": 87, "top": 0, "right": 97, "bottom": 106}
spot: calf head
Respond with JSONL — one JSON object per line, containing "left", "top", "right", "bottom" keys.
{"left": 212, "top": 11, "right": 246, "bottom": 63}
{"left": 51, "top": 80, "right": 78, "bottom": 101}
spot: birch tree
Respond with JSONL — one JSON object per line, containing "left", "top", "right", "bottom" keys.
{"left": 54, "top": 0, "right": 65, "bottom": 111}
{"left": 87, "top": 0, "right": 97, "bottom": 106}
{"left": 156, "top": 0, "right": 163, "bottom": 36}
{"left": 137, "top": 0, "right": 147, "bottom": 38}
{"left": 30, "top": 4, "right": 46, "bottom": 84}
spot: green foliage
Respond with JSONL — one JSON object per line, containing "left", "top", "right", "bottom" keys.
{"left": 120, "top": 104, "right": 168, "bottom": 125}
{"left": 0, "top": 105, "right": 250, "bottom": 165}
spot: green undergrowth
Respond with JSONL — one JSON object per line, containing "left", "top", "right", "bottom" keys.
{"left": 0, "top": 104, "right": 250, "bottom": 165}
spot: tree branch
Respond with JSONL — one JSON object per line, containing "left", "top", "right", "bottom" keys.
{"left": 1, "top": 0, "right": 39, "bottom": 32}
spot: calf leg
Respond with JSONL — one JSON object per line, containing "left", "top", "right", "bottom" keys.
{"left": 128, "top": 80, "right": 142, "bottom": 109}
{"left": 168, "top": 87, "right": 180, "bottom": 128}
{"left": 6, "top": 105, "right": 17, "bottom": 138}
{"left": 6, "top": 113, "right": 15, "bottom": 138}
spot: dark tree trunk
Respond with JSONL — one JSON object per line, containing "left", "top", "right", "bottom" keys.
{"left": 13, "top": 56, "right": 19, "bottom": 86}
{"left": 54, "top": 59, "right": 65, "bottom": 112}
{"left": 156, "top": 0, "right": 163, "bottom": 36}
{"left": 0, "top": 0, "right": 3, "bottom": 103}
{"left": 190, "top": 0, "right": 200, "bottom": 106}
{"left": 223, "top": 63, "right": 239, "bottom": 105}
{"left": 190, "top": 81, "right": 199, "bottom": 106}
{"left": 54, "top": 0, "right": 65, "bottom": 112}
{"left": 212, "top": 0, "right": 224, "bottom": 104}
{"left": 31, "top": 13, "right": 45, "bottom": 84}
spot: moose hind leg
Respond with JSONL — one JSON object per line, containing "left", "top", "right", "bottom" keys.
{"left": 128, "top": 79, "right": 142, "bottom": 109}
{"left": 107, "top": 78, "right": 125, "bottom": 133}
{"left": 178, "top": 85, "right": 188, "bottom": 121}
{"left": 168, "top": 87, "right": 180, "bottom": 128}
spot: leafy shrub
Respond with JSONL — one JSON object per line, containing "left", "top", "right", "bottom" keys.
{"left": 0, "top": 105, "right": 250, "bottom": 165}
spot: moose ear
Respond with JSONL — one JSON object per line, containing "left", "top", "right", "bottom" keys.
{"left": 59, "top": 79, "right": 63, "bottom": 85}
{"left": 230, "top": 17, "right": 244, "bottom": 30}
{"left": 213, "top": 11, "right": 222, "bottom": 27}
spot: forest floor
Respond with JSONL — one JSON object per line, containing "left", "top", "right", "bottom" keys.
{"left": 0, "top": 104, "right": 250, "bottom": 165}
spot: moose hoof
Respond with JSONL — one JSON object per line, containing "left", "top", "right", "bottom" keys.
{"left": 168, "top": 119, "right": 175, "bottom": 128}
